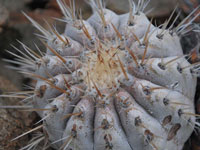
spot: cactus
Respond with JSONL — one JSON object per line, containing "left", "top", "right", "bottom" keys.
{"left": 3, "top": 0, "right": 200, "bottom": 150}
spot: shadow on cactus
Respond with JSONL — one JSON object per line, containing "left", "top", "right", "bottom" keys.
{"left": 1, "top": 0, "right": 200, "bottom": 150}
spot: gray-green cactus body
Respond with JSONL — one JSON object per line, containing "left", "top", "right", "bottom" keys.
{"left": 18, "top": 0, "right": 200, "bottom": 150}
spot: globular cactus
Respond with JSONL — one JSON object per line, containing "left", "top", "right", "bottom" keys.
{"left": 4, "top": 0, "right": 200, "bottom": 150}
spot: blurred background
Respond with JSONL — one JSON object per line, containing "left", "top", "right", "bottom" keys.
{"left": 0, "top": 0, "right": 199, "bottom": 149}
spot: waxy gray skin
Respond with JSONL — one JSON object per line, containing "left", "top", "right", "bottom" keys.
{"left": 19, "top": 0, "right": 198, "bottom": 150}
